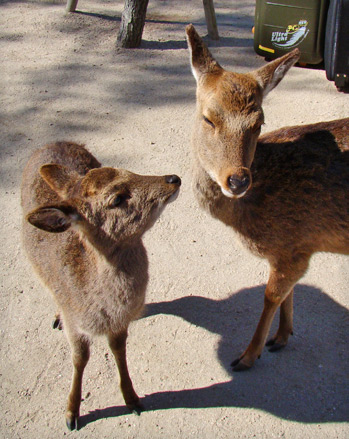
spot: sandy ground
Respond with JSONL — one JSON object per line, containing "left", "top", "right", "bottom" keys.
{"left": 1, "top": 0, "right": 348, "bottom": 438}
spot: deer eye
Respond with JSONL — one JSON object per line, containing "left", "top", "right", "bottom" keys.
{"left": 203, "top": 116, "right": 215, "bottom": 129}
{"left": 109, "top": 195, "right": 123, "bottom": 208}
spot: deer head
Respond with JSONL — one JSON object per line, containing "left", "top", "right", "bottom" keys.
{"left": 26, "top": 164, "right": 181, "bottom": 249}
{"left": 186, "top": 24, "right": 300, "bottom": 198}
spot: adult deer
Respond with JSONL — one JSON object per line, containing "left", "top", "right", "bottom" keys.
{"left": 186, "top": 24, "right": 349, "bottom": 371}
{"left": 21, "top": 141, "right": 181, "bottom": 429}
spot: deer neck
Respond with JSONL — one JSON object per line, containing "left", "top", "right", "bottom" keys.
{"left": 192, "top": 153, "right": 245, "bottom": 228}
{"left": 192, "top": 154, "right": 268, "bottom": 257}
{"left": 79, "top": 227, "right": 145, "bottom": 271}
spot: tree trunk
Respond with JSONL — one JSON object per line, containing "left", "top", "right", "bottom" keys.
{"left": 66, "top": 0, "right": 79, "bottom": 12}
{"left": 203, "top": 0, "right": 219, "bottom": 40}
{"left": 117, "top": 0, "right": 150, "bottom": 48}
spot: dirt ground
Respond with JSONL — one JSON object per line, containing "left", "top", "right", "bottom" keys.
{"left": 1, "top": 1, "right": 348, "bottom": 438}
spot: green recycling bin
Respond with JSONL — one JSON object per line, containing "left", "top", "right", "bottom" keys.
{"left": 254, "top": 0, "right": 329, "bottom": 64}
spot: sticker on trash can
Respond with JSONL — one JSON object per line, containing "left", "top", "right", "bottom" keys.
{"left": 271, "top": 20, "right": 309, "bottom": 49}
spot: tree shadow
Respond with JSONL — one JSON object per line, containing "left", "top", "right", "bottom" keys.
{"left": 141, "top": 39, "right": 188, "bottom": 50}
{"left": 74, "top": 11, "right": 121, "bottom": 22}
{"left": 79, "top": 284, "right": 349, "bottom": 429}
{"left": 141, "top": 35, "right": 253, "bottom": 51}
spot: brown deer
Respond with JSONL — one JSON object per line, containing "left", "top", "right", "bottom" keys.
{"left": 21, "top": 141, "right": 181, "bottom": 430}
{"left": 186, "top": 24, "right": 349, "bottom": 372}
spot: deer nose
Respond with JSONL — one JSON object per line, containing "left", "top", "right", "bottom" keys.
{"left": 165, "top": 175, "right": 181, "bottom": 185}
{"left": 228, "top": 175, "right": 250, "bottom": 195}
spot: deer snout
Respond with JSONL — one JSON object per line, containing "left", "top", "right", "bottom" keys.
{"left": 217, "top": 168, "right": 251, "bottom": 198}
{"left": 162, "top": 175, "right": 181, "bottom": 204}
{"left": 228, "top": 174, "right": 250, "bottom": 195}
{"left": 165, "top": 175, "right": 181, "bottom": 185}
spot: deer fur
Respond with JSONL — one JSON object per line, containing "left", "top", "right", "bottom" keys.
{"left": 186, "top": 24, "right": 349, "bottom": 371}
{"left": 21, "top": 141, "right": 181, "bottom": 430}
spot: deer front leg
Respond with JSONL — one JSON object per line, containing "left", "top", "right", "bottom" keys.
{"left": 232, "top": 255, "right": 309, "bottom": 372}
{"left": 266, "top": 289, "right": 294, "bottom": 351}
{"left": 108, "top": 330, "right": 144, "bottom": 415}
{"left": 66, "top": 335, "right": 90, "bottom": 430}
{"left": 231, "top": 289, "right": 282, "bottom": 371}
{"left": 231, "top": 270, "right": 296, "bottom": 371}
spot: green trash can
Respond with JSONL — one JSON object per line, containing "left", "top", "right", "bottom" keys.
{"left": 254, "top": 0, "right": 329, "bottom": 64}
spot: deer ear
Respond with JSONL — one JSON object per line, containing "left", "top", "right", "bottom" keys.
{"left": 186, "top": 24, "right": 222, "bottom": 82}
{"left": 252, "top": 48, "right": 300, "bottom": 97}
{"left": 26, "top": 203, "right": 79, "bottom": 233}
{"left": 40, "top": 164, "right": 79, "bottom": 198}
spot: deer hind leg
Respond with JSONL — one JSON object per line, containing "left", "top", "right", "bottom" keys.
{"left": 65, "top": 333, "right": 90, "bottom": 431}
{"left": 108, "top": 330, "right": 144, "bottom": 415}
{"left": 232, "top": 255, "right": 309, "bottom": 372}
{"left": 266, "top": 289, "right": 294, "bottom": 351}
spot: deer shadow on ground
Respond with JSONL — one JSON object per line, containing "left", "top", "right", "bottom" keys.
{"left": 79, "top": 284, "right": 349, "bottom": 428}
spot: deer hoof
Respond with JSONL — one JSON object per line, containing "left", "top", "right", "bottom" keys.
{"left": 52, "top": 315, "right": 63, "bottom": 330}
{"left": 231, "top": 358, "right": 252, "bottom": 372}
{"left": 66, "top": 414, "right": 78, "bottom": 431}
{"left": 127, "top": 401, "right": 145, "bottom": 416}
{"left": 266, "top": 340, "right": 286, "bottom": 352}
{"left": 266, "top": 336, "right": 289, "bottom": 352}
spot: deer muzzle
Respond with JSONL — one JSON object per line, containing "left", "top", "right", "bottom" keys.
{"left": 217, "top": 167, "right": 252, "bottom": 198}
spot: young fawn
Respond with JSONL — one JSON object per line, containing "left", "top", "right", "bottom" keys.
{"left": 21, "top": 141, "right": 181, "bottom": 429}
{"left": 186, "top": 24, "right": 349, "bottom": 371}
